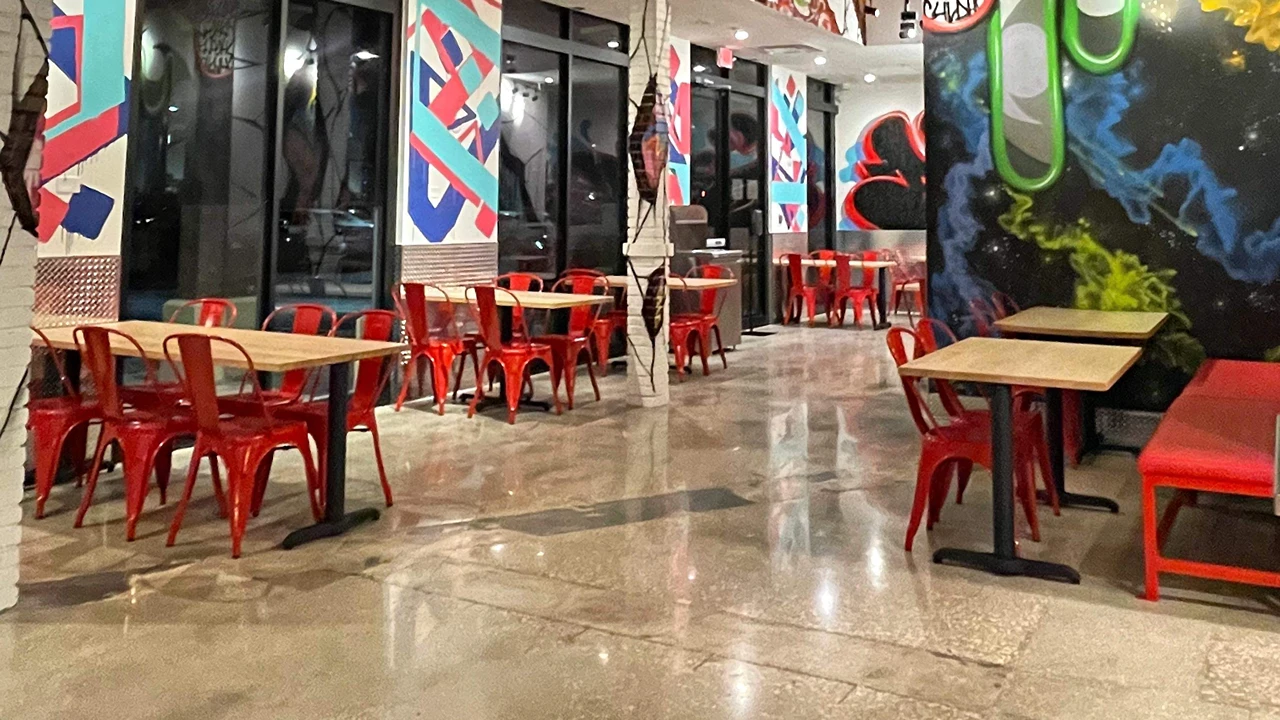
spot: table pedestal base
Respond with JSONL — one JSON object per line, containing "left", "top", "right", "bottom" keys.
{"left": 283, "top": 507, "right": 380, "bottom": 549}
{"left": 933, "top": 548, "right": 1081, "bottom": 584}
{"left": 1038, "top": 489, "right": 1120, "bottom": 513}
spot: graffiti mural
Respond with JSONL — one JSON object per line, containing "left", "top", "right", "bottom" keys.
{"left": 666, "top": 37, "right": 691, "bottom": 206}
{"left": 839, "top": 110, "right": 926, "bottom": 230}
{"left": 37, "top": 0, "right": 134, "bottom": 254}
{"left": 768, "top": 67, "right": 807, "bottom": 233}
{"left": 925, "top": 0, "right": 1280, "bottom": 410}
{"left": 404, "top": 0, "right": 502, "bottom": 244}
{"left": 757, "top": 0, "right": 861, "bottom": 42}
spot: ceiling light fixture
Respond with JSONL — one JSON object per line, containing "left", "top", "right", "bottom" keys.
{"left": 734, "top": 29, "right": 749, "bottom": 41}
{"left": 866, "top": 2, "right": 881, "bottom": 15}
{"left": 693, "top": 64, "right": 707, "bottom": 73}
{"left": 543, "top": 76, "right": 555, "bottom": 84}
{"left": 813, "top": 56, "right": 827, "bottom": 66}
{"left": 863, "top": 73, "right": 877, "bottom": 83}
{"left": 900, "top": 1, "right": 919, "bottom": 39}
{"left": 607, "top": 40, "right": 620, "bottom": 49}
{"left": 353, "top": 50, "right": 379, "bottom": 61}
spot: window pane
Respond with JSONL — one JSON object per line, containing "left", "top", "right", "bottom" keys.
{"left": 807, "top": 109, "right": 831, "bottom": 251}
{"left": 566, "top": 58, "right": 624, "bottom": 272}
{"left": 690, "top": 88, "right": 723, "bottom": 236}
{"left": 275, "top": 0, "right": 392, "bottom": 315}
{"left": 729, "top": 59, "right": 764, "bottom": 87}
{"left": 503, "top": 0, "right": 564, "bottom": 36}
{"left": 571, "top": 12, "right": 625, "bottom": 51}
{"left": 690, "top": 46, "right": 718, "bottom": 78}
{"left": 125, "top": 0, "right": 272, "bottom": 323}
{"left": 499, "top": 43, "right": 563, "bottom": 277}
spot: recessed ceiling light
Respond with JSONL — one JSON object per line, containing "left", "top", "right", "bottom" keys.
{"left": 814, "top": 56, "right": 827, "bottom": 66}
{"left": 734, "top": 29, "right": 749, "bottom": 41}
{"left": 353, "top": 50, "right": 379, "bottom": 61}
{"left": 607, "top": 40, "right": 620, "bottom": 49}
{"left": 693, "top": 64, "right": 707, "bottom": 73}
{"left": 544, "top": 76, "right": 555, "bottom": 83}
{"left": 906, "top": 27, "right": 918, "bottom": 38}
{"left": 863, "top": 73, "right": 877, "bottom": 83}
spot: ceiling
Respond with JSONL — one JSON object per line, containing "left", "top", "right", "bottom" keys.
{"left": 545, "top": 0, "right": 923, "bottom": 84}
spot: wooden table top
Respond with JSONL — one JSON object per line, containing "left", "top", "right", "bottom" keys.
{"left": 772, "top": 257, "right": 897, "bottom": 269}
{"left": 34, "top": 320, "right": 406, "bottom": 373}
{"left": 431, "top": 286, "right": 612, "bottom": 310}
{"left": 604, "top": 275, "right": 737, "bottom": 290}
{"left": 994, "top": 307, "right": 1170, "bottom": 341}
{"left": 898, "top": 337, "right": 1143, "bottom": 392}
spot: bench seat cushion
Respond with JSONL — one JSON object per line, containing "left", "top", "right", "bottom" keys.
{"left": 1138, "top": 394, "right": 1280, "bottom": 493}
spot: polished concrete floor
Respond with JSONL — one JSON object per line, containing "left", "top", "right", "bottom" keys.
{"left": 4, "top": 324, "right": 1280, "bottom": 719}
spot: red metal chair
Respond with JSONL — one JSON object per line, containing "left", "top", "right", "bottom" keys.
{"left": 969, "top": 297, "right": 999, "bottom": 336}
{"left": 667, "top": 275, "right": 707, "bottom": 381}
{"left": 257, "top": 303, "right": 338, "bottom": 405}
{"left": 535, "top": 275, "right": 606, "bottom": 409}
{"left": 781, "top": 253, "right": 828, "bottom": 327}
{"left": 886, "top": 249, "right": 926, "bottom": 321}
{"left": 466, "top": 285, "right": 562, "bottom": 424}
{"left": 272, "top": 310, "right": 397, "bottom": 514}
{"left": 913, "top": 319, "right": 1060, "bottom": 515}
{"left": 168, "top": 298, "right": 237, "bottom": 327}
{"left": 672, "top": 264, "right": 732, "bottom": 374}
{"left": 394, "top": 283, "right": 475, "bottom": 415}
{"left": 162, "top": 333, "right": 318, "bottom": 557}
{"left": 28, "top": 328, "right": 101, "bottom": 519}
{"left": 810, "top": 249, "right": 837, "bottom": 296}
{"left": 992, "top": 291, "right": 1020, "bottom": 319}
{"left": 887, "top": 327, "right": 1046, "bottom": 551}
{"left": 497, "top": 273, "right": 544, "bottom": 341}
{"left": 72, "top": 326, "right": 197, "bottom": 540}
{"left": 563, "top": 268, "right": 625, "bottom": 374}
{"left": 830, "top": 252, "right": 880, "bottom": 329}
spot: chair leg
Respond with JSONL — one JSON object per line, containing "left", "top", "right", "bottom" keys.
{"left": 954, "top": 460, "right": 973, "bottom": 504}
{"left": 430, "top": 350, "right": 453, "bottom": 416}
{"left": 696, "top": 330, "right": 711, "bottom": 376}
{"left": 31, "top": 421, "right": 72, "bottom": 519}
{"left": 74, "top": 431, "right": 113, "bottom": 528}
{"left": 502, "top": 361, "right": 525, "bottom": 424}
{"left": 366, "top": 420, "right": 393, "bottom": 508}
{"left": 583, "top": 346, "right": 601, "bottom": 401}
{"left": 250, "top": 449, "right": 274, "bottom": 518}
{"left": 546, "top": 356, "right": 564, "bottom": 416}
{"left": 1142, "top": 481, "right": 1161, "bottom": 601}
{"left": 927, "top": 460, "right": 954, "bottom": 530}
{"left": 558, "top": 348, "right": 575, "bottom": 411}
{"left": 905, "top": 457, "right": 937, "bottom": 552}
{"left": 167, "top": 443, "right": 208, "bottom": 546}
{"left": 713, "top": 325, "right": 728, "bottom": 369}
{"left": 295, "top": 433, "right": 324, "bottom": 517}
{"left": 124, "top": 438, "right": 162, "bottom": 542}
{"left": 594, "top": 324, "right": 611, "bottom": 375}
{"left": 395, "top": 353, "right": 415, "bottom": 411}
{"left": 209, "top": 453, "right": 227, "bottom": 518}
{"left": 154, "top": 441, "right": 173, "bottom": 506}
{"left": 467, "top": 357, "right": 489, "bottom": 419}
{"left": 227, "top": 452, "right": 253, "bottom": 559}
{"left": 805, "top": 292, "right": 817, "bottom": 327}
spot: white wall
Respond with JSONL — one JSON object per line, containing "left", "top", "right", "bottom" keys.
{"left": 0, "top": 0, "right": 49, "bottom": 613}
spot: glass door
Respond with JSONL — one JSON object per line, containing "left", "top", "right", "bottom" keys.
{"left": 272, "top": 0, "right": 394, "bottom": 317}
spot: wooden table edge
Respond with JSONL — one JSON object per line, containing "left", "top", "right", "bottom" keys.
{"left": 993, "top": 311, "right": 1170, "bottom": 341}
{"left": 898, "top": 344, "right": 1144, "bottom": 393}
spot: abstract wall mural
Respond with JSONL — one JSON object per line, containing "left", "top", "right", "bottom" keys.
{"left": 404, "top": 0, "right": 502, "bottom": 245}
{"left": 666, "top": 36, "right": 691, "bottom": 206}
{"left": 756, "top": 0, "right": 862, "bottom": 42}
{"left": 838, "top": 110, "right": 927, "bottom": 230}
{"left": 925, "top": 0, "right": 1280, "bottom": 410}
{"left": 768, "top": 66, "right": 807, "bottom": 233}
{"left": 37, "top": 0, "right": 134, "bottom": 256}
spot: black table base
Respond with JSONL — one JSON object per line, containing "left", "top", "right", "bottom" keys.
{"left": 283, "top": 361, "right": 378, "bottom": 549}
{"left": 873, "top": 267, "right": 892, "bottom": 330}
{"left": 931, "top": 384, "right": 1082, "bottom": 584}
{"left": 1041, "top": 388, "right": 1121, "bottom": 513}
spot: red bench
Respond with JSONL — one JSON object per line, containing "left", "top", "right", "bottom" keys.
{"left": 1137, "top": 360, "right": 1280, "bottom": 600}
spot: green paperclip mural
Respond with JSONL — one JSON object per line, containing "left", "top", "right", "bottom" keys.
{"left": 924, "top": 0, "right": 1280, "bottom": 410}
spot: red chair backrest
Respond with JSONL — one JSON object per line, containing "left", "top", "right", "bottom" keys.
{"left": 886, "top": 327, "right": 938, "bottom": 437}
{"left": 783, "top": 253, "right": 805, "bottom": 289}
{"left": 163, "top": 333, "right": 267, "bottom": 434}
{"left": 810, "top": 250, "right": 836, "bottom": 286}
{"left": 496, "top": 272, "right": 544, "bottom": 292}
{"left": 914, "top": 319, "right": 968, "bottom": 419}
{"left": 395, "top": 283, "right": 461, "bottom": 347}
{"left": 992, "top": 292, "right": 1020, "bottom": 318}
{"left": 74, "top": 326, "right": 147, "bottom": 421}
{"left": 333, "top": 310, "right": 398, "bottom": 419}
{"left": 562, "top": 268, "right": 604, "bottom": 279}
{"left": 262, "top": 303, "right": 337, "bottom": 400}
{"left": 31, "top": 327, "right": 79, "bottom": 400}
{"left": 551, "top": 275, "right": 608, "bottom": 337}
{"left": 969, "top": 297, "right": 997, "bottom": 336}
{"left": 169, "top": 298, "right": 237, "bottom": 328}
{"left": 685, "top": 263, "right": 734, "bottom": 316}
{"left": 859, "top": 250, "right": 879, "bottom": 288}
{"left": 468, "top": 285, "right": 527, "bottom": 351}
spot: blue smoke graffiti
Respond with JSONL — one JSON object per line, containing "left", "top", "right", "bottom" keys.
{"left": 1065, "top": 66, "right": 1280, "bottom": 284}
{"left": 930, "top": 50, "right": 996, "bottom": 325}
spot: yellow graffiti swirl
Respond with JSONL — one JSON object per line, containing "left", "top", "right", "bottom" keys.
{"left": 1201, "top": 0, "right": 1280, "bottom": 52}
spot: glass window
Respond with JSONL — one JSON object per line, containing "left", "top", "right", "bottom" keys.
{"left": 566, "top": 58, "right": 625, "bottom": 272}
{"left": 690, "top": 87, "right": 723, "bottom": 236}
{"left": 570, "top": 12, "right": 625, "bottom": 51}
{"left": 498, "top": 43, "right": 563, "bottom": 277}
{"left": 690, "top": 46, "right": 718, "bottom": 78}
{"left": 807, "top": 77, "right": 832, "bottom": 105}
{"left": 729, "top": 58, "right": 764, "bottom": 87}
{"left": 125, "top": 0, "right": 272, "bottom": 323}
{"left": 503, "top": 0, "right": 564, "bottom": 36}
{"left": 807, "top": 109, "right": 831, "bottom": 251}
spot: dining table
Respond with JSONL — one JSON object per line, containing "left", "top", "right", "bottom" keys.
{"left": 898, "top": 336, "right": 1142, "bottom": 583}
{"left": 431, "top": 285, "right": 613, "bottom": 310}
{"left": 994, "top": 306, "right": 1171, "bottom": 508}
{"left": 34, "top": 320, "right": 407, "bottom": 549}
{"left": 604, "top": 275, "right": 739, "bottom": 291}
{"left": 773, "top": 256, "right": 898, "bottom": 329}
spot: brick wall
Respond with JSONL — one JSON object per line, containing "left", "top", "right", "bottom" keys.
{"left": 0, "top": 0, "right": 49, "bottom": 612}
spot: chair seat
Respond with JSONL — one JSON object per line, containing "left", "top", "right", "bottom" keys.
{"left": 1183, "top": 359, "right": 1280, "bottom": 402}
{"left": 1138, "top": 394, "right": 1280, "bottom": 493}
{"left": 28, "top": 396, "right": 98, "bottom": 419}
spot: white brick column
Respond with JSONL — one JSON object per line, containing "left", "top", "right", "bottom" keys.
{"left": 0, "top": 0, "right": 48, "bottom": 613}
{"left": 623, "top": 0, "right": 673, "bottom": 408}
